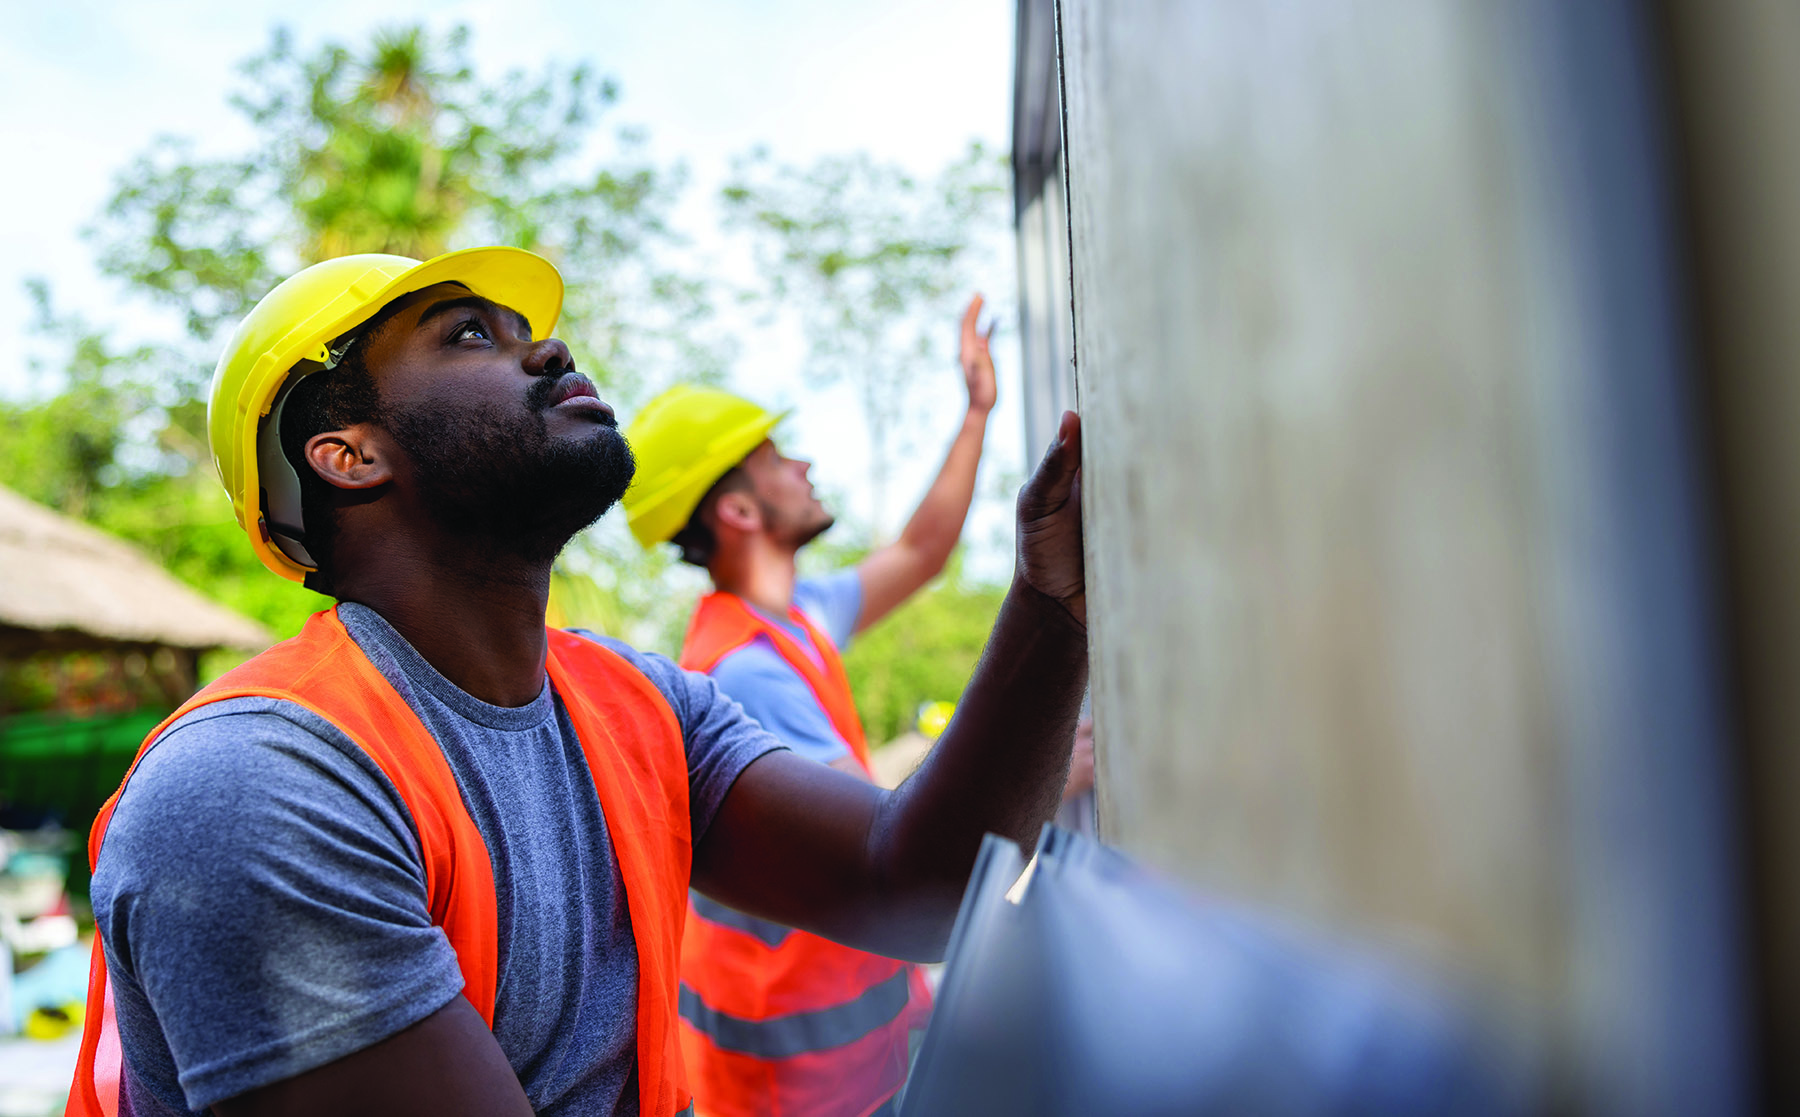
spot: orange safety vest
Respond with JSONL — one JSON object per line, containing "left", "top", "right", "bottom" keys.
{"left": 678, "top": 592, "right": 932, "bottom": 1117}
{"left": 67, "top": 608, "right": 696, "bottom": 1117}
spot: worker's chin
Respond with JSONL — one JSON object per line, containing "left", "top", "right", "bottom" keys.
{"left": 795, "top": 513, "right": 834, "bottom": 548}
{"left": 527, "top": 426, "right": 636, "bottom": 554}
{"left": 393, "top": 404, "right": 636, "bottom": 563}
{"left": 558, "top": 423, "right": 636, "bottom": 509}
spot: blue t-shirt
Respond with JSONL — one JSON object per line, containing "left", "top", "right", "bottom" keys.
{"left": 707, "top": 571, "right": 864, "bottom": 765}
{"left": 89, "top": 603, "right": 784, "bottom": 1116}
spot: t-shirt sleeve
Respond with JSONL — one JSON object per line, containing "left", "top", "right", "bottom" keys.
{"left": 577, "top": 634, "right": 788, "bottom": 842}
{"left": 795, "top": 568, "right": 864, "bottom": 650}
{"left": 709, "top": 642, "right": 854, "bottom": 766}
{"left": 90, "top": 697, "right": 465, "bottom": 1114}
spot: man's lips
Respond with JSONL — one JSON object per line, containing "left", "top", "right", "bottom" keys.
{"left": 545, "top": 373, "right": 615, "bottom": 421}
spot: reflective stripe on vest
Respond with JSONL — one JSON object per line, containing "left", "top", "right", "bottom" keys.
{"left": 67, "top": 608, "right": 695, "bottom": 1117}
{"left": 677, "top": 592, "right": 932, "bottom": 1117}
{"left": 691, "top": 890, "right": 793, "bottom": 949}
{"left": 678, "top": 969, "right": 913, "bottom": 1059}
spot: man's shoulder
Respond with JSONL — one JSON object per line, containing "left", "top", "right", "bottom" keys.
{"left": 707, "top": 641, "right": 831, "bottom": 725}
{"left": 707, "top": 638, "right": 851, "bottom": 764}
{"left": 149, "top": 693, "right": 361, "bottom": 762}
{"left": 94, "top": 695, "right": 425, "bottom": 928}
{"left": 563, "top": 627, "right": 656, "bottom": 668}
{"left": 91, "top": 703, "right": 456, "bottom": 1114}
{"left": 794, "top": 567, "right": 860, "bottom": 605}
{"left": 562, "top": 629, "right": 790, "bottom": 838}
{"left": 113, "top": 696, "right": 401, "bottom": 826}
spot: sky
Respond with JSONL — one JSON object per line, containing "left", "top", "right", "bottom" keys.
{"left": 0, "top": 0, "right": 1025, "bottom": 571}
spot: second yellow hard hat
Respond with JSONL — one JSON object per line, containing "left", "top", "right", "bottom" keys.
{"left": 623, "top": 385, "right": 788, "bottom": 548}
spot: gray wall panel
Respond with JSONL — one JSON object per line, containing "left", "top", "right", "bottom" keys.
{"left": 1051, "top": 1, "right": 1750, "bottom": 1109}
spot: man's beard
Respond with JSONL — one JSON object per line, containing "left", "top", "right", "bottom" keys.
{"left": 762, "top": 498, "right": 834, "bottom": 550}
{"left": 386, "top": 390, "right": 635, "bottom": 564}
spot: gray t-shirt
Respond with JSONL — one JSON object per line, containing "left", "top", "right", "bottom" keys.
{"left": 90, "top": 603, "right": 783, "bottom": 1116}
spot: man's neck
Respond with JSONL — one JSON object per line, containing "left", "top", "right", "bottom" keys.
{"left": 331, "top": 538, "right": 554, "bottom": 708}
{"left": 709, "top": 537, "right": 799, "bottom": 619}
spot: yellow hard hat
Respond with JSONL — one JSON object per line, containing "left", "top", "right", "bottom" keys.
{"left": 622, "top": 385, "right": 788, "bottom": 548}
{"left": 208, "top": 246, "right": 563, "bottom": 582}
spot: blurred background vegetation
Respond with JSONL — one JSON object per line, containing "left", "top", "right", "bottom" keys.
{"left": 840, "top": 559, "right": 1007, "bottom": 745}
{"left": 0, "top": 23, "right": 1011, "bottom": 741}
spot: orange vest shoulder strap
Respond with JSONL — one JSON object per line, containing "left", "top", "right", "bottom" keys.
{"left": 780, "top": 607, "right": 868, "bottom": 758}
{"left": 678, "top": 592, "right": 766, "bottom": 675}
{"left": 87, "top": 608, "right": 501, "bottom": 1010}
{"left": 546, "top": 628, "right": 695, "bottom": 1117}
{"left": 74, "top": 615, "right": 699, "bottom": 1117}
{"left": 679, "top": 592, "right": 870, "bottom": 768}
{"left": 70, "top": 609, "right": 502, "bottom": 1117}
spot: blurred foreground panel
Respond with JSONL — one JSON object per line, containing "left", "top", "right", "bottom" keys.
{"left": 1009, "top": 0, "right": 1800, "bottom": 1110}
{"left": 904, "top": 830, "right": 1521, "bottom": 1116}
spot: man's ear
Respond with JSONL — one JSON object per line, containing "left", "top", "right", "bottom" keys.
{"left": 711, "top": 490, "right": 762, "bottom": 534}
{"left": 304, "top": 424, "right": 394, "bottom": 490}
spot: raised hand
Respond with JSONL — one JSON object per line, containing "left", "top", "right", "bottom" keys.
{"left": 1016, "top": 410, "right": 1085, "bottom": 626}
{"left": 959, "top": 294, "right": 998, "bottom": 414}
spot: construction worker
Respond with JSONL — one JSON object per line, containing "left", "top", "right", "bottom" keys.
{"left": 621, "top": 299, "right": 1018, "bottom": 1116}
{"left": 67, "top": 247, "right": 1088, "bottom": 1117}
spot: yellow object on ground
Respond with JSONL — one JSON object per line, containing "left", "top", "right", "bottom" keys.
{"left": 916, "top": 700, "right": 956, "bottom": 739}
{"left": 208, "top": 247, "right": 564, "bottom": 582}
{"left": 22, "top": 1002, "right": 84, "bottom": 1042}
{"left": 622, "top": 385, "right": 788, "bottom": 548}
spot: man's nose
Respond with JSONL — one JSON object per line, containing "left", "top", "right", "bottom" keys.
{"left": 524, "top": 338, "right": 576, "bottom": 376}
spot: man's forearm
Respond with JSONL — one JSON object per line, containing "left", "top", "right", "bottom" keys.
{"left": 897, "top": 407, "right": 989, "bottom": 563}
{"left": 857, "top": 406, "right": 993, "bottom": 631}
{"left": 866, "top": 576, "right": 1089, "bottom": 956}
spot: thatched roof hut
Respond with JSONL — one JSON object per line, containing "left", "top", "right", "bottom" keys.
{"left": 0, "top": 485, "right": 271, "bottom": 660}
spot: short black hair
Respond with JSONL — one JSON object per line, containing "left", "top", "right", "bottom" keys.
{"left": 670, "top": 466, "right": 752, "bottom": 566}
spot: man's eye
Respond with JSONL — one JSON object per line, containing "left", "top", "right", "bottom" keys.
{"left": 450, "top": 319, "right": 491, "bottom": 343}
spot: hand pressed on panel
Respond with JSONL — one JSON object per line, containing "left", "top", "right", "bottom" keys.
{"left": 1016, "top": 410, "right": 1085, "bottom": 626}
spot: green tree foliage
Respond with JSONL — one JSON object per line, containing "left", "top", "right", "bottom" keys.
{"left": 0, "top": 284, "right": 156, "bottom": 519}
{"left": 93, "top": 23, "right": 711, "bottom": 393}
{"left": 2, "top": 24, "right": 718, "bottom": 644}
{"left": 550, "top": 525, "right": 711, "bottom": 658}
{"left": 2, "top": 283, "right": 337, "bottom": 638}
{"left": 721, "top": 143, "right": 1008, "bottom": 536}
{"left": 2, "top": 22, "right": 1015, "bottom": 732}
{"left": 840, "top": 554, "right": 1005, "bottom": 745}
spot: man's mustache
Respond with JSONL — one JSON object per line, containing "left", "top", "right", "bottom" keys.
{"left": 527, "top": 371, "right": 617, "bottom": 427}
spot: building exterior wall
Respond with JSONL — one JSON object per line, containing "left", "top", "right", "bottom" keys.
{"left": 1012, "top": 0, "right": 1075, "bottom": 458}
{"left": 1038, "top": 1, "right": 1759, "bottom": 1110}
{"left": 1015, "top": 174, "right": 1075, "bottom": 456}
